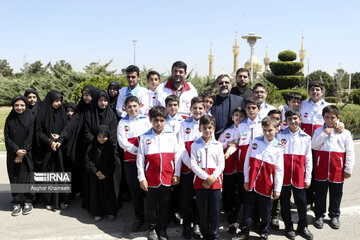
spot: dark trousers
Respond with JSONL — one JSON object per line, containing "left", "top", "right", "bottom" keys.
{"left": 180, "top": 172, "right": 198, "bottom": 227}
{"left": 124, "top": 162, "right": 144, "bottom": 219}
{"left": 196, "top": 189, "right": 221, "bottom": 240}
{"left": 222, "top": 173, "right": 242, "bottom": 224}
{"left": 271, "top": 198, "right": 280, "bottom": 219}
{"left": 241, "top": 191, "right": 271, "bottom": 234}
{"left": 314, "top": 180, "right": 343, "bottom": 218}
{"left": 146, "top": 185, "right": 172, "bottom": 231}
{"left": 280, "top": 185, "right": 308, "bottom": 229}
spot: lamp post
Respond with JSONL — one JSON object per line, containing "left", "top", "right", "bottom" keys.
{"left": 132, "top": 40, "right": 137, "bottom": 65}
{"left": 242, "top": 32, "right": 262, "bottom": 88}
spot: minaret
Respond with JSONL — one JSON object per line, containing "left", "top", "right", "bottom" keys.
{"left": 299, "top": 36, "right": 306, "bottom": 74}
{"left": 233, "top": 32, "right": 240, "bottom": 73}
{"left": 208, "top": 43, "right": 214, "bottom": 78}
{"left": 264, "top": 47, "right": 270, "bottom": 73}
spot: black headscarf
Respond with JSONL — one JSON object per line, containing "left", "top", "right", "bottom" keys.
{"left": 24, "top": 88, "right": 41, "bottom": 116}
{"left": 76, "top": 85, "right": 97, "bottom": 113}
{"left": 65, "top": 102, "right": 77, "bottom": 111}
{"left": 107, "top": 81, "right": 122, "bottom": 114}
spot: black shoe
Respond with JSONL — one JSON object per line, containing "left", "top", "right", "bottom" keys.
{"left": 158, "top": 229, "right": 168, "bottom": 240}
{"left": 131, "top": 217, "right": 144, "bottom": 232}
{"left": 11, "top": 204, "right": 21, "bottom": 216}
{"left": 297, "top": 227, "right": 313, "bottom": 240}
{"left": 329, "top": 217, "right": 340, "bottom": 229}
{"left": 259, "top": 233, "right": 268, "bottom": 240}
{"left": 193, "top": 224, "right": 201, "bottom": 239}
{"left": 148, "top": 229, "right": 159, "bottom": 240}
{"left": 60, "top": 202, "right": 69, "bottom": 210}
{"left": 313, "top": 217, "right": 324, "bottom": 229}
{"left": 22, "top": 203, "right": 33, "bottom": 215}
{"left": 271, "top": 218, "right": 280, "bottom": 230}
{"left": 285, "top": 227, "right": 295, "bottom": 240}
{"left": 183, "top": 226, "right": 192, "bottom": 239}
{"left": 236, "top": 232, "right": 249, "bottom": 240}
{"left": 228, "top": 223, "right": 238, "bottom": 234}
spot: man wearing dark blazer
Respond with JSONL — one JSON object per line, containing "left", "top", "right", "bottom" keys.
{"left": 211, "top": 74, "right": 245, "bottom": 139}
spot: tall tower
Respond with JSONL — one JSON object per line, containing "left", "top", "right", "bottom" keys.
{"left": 208, "top": 43, "right": 214, "bottom": 78}
{"left": 264, "top": 47, "right": 270, "bottom": 73}
{"left": 233, "top": 32, "right": 240, "bottom": 73}
{"left": 299, "top": 36, "right": 306, "bottom": 74}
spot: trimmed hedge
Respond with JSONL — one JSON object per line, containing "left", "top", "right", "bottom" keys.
{"left": 278, "top": 50, "right": 297, "bottom": 61}
{"left": 350, "top": 88, "right": 360, "bottom": 104}
{"left": 266, "top": 75, "right": 305, "bottom": 90}
{"left": 325, "top": 97, "right": 342, "bottom": 103}
{"left": 269, "top": 62, "right": 303, "bottom": 75}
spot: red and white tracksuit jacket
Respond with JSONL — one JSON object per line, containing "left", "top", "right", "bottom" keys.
{"left": 179, "top": 117, "right": 201, "bottom": 174}
{"left": 278, "top": 128, "right": 312, "bottom": 189}
{"left": 259, "top": 101, "right": 276, "bottom": 120}
{"left": 115, "top": 84, "right": 149, "bottom": 118}
{"left": 235, "top": 117, "right": 263, "bottom": 173}
{"left": 141, "top": 89, "right": 159, "bottom": 116}
{"left": 117, "top": 114, "right": 152, "bottom": 163}
{"left": 218, "top": 124, "right": 239, "bottom": 175}
{"left": 155, "top": 78, "right": 198, "bottom": 118}
{"left": 300, "top": 99, "right": 329, "bottom": 137}
{"left": 190, "top": 137, "right": 225, "bottom": 190}
{"left": 311, "top": 126, "right": 355, "bottom": 183}
{"left": 244, "top": 136, "right": 284, "bottom": 197}
{"left": 165, "top": 113, "right": 184, "bottom": 137}
{"left": 136, "top": 128, "right": 183, "bottom": 188}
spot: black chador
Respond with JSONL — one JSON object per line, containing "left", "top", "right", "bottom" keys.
{"left": 24, "top": 88, "right": 41, "bottom": 117}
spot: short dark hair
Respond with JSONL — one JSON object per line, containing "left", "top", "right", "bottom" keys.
{"left": 124, "top": 96, "right": 140, "bottom": 106}
{"left": 253, "top": 82, "right": 267, "bottom": 91}
{"left": 262, "top": 116, "right": 280, "bottom": 128}
{"left": 171, "top": 61, "right": 187, "bottom": 72}
{"left": 322, "top": 105, "right": 340, "bottom": 117}
{"left": 147, "top": 70, "right": 160, "bottom": 80}
{"left": 126, "top": 65, "right": 140, "bottom": 76}
{"left": 287, "top": 92, "right": 303, "bottom": 102}
{"left": 216, "top": 74, "right": 231, "bottom": 83}
{"left": 285, "top": 108, "right": 301, "bottom": 119}
{"left": 165, "top": 94, "right": 180, "bottom": 106}
{"left": 245, "top": 97, "right": 261, "bottom": 108}
{"left": 232, "top": 107, "right": 246, "bottom": 117}
{"left": 268, "top": 109, "right": 282, "bottom": 117}
{"left": 199, "top": 114, "right": 215, "bottom": 127}
{"left": 191, "top": 96, "right": 205, "bottom": 108}
{"left": 236, "top": 68, "right": 250, "bottom": 78}
{"left": 149, "top": 105, "right": 168, "bottom": 120}
{"left": 308, "top": 80, "right": 325, "bottom": 91}
{"left": 200, "top": 90, "right": 216, "bottom": 102}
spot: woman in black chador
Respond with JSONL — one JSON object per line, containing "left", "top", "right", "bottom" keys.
{"left": 35, "top": 90, "right": 68, "bottom": 211}
{"left": 24, "top": 88, "right": 41, "bottom": 117}
{"left": 84, "top": 125, "right": 118, "bottom": 221}
{"left": 107, "top": 81, "right": 122, "bottom": 121}
{"left": 5, "top": 96, "right": 35, "bottom": 216}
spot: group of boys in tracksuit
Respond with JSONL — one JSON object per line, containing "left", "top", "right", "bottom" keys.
{"left": 117, "top": 80, "right": 355, "bottom": 240}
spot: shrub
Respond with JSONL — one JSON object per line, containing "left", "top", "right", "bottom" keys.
{"left": 265, "top": 75, "right": 305, "bottom": 90}
{"left": 278, "top": 89, "right": 308, "bottom": 101}
{"left": 325, "top": 97, "right": 342, "bottom": 103}
{"left": 269, "top": 62, "right": 303, "bottom": 75}
{"left": 278, "top": 50, "right": 297, "bottom": 61}
{"left": 350, "top": 88, "right": 360, "bottom": 105}
{"left": 338, "top": 103, "right": 360, "bottom": 138}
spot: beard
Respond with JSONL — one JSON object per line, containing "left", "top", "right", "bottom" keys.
{"left": 236, "top": 81, "right": 248, "bottom": 88}
{"left": 219, "top": 88, "right": 230, "bottom": 95}
{"left": 172, "top": 75, "right": 184, "bottom": 83}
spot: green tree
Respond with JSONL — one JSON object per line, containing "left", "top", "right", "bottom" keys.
{"left": 50, "top": 60, "right": 73, "bottom": 78}
{"left": 84, "top": 60, "right": 116, "bottom": 76}
{"left": 0, "top": 59, "right": 13, "bottom": 77}
{"left": 351, "top": 72, "right": 360, "bottom": 89}
{"left": 22, "top": 61, "right": 50, "bottom": 75}
{"left": 334, "top": 68, "right": 349, "bottom": 91}
{"left": 308, "top": 70, "right": 337, "bottom": 97}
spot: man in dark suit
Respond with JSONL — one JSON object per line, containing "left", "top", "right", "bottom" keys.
{"left": 211, "top": 74, "right": 245, "bottom": 139}
{"left": 230, "top": 68, "right": 253, "bottom": 100}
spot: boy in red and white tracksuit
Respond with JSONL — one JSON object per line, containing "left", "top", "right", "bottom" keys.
{"left": 137, "top": 106, "right": 182, "bottom": 239}
{"left": 238, "top": 117, "right": 284, "bottom": 240}
{"left": 191, "top": 115, "right": 224, "bottom": 240}
{"left": 278, "top": 108, "right": 313, "bottom": 239}
{"left": 311, "top": 105, "right": 355, "bottom": 230}
{"left": 117, "top": 96, "right": 152, "bottom": 231}
{"left": 218, "top": 107, "right": 246, "bottom": 232}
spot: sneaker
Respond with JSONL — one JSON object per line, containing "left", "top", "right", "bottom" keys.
{"left": 22, "top": 203, "right": 33, "bottom": 215}
{"left": 271, "top": 218, "right": 280, "bottom": 230}
{"left": 285, "top": 227, "right": 295, "bottom": 240}
{"left": 131, "top": 217, "right": 144, "bottom": 232}
{"left": 329, "top": 217, "right": 340, "bottom": 229}
{"left": 183, "top": 226, "right": 192, "bottom": 239}
{"left": 11, "top": 204, "right": 21, "bottom": 216}
{"left": 297, "top": 226, "right": 313, "bottom": 240}
{"left": 228, "top": 222, "right": 238, "bottom": 234}
{"left": 259, "top": 233, "right": 268, "bottom": 240}
{"left": 313, "top": 217, "right": 324, "bottom": 229}
{"left": 46, "top": 205, "right": 56, "bottom": 212}
{"left": 148, "top": 229, "right": 158, "bottom": 240}
{"left": 94, "top": 216, "right": 102, "bottom": 222}
{"left": 158, "top": 229, "right": 168, "bottom": 240}
{"left": 236, "top": 232, "right": 249, "bottom": 240}
{"left": 193, "top": 224, "right": 202, "bottom": 239}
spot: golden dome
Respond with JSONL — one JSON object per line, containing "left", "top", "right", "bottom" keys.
{"left": 245, "top": 55, "right": 262, "bottom": 73}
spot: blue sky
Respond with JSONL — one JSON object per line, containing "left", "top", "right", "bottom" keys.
{"left": 1, "top": 0, "right": 359, "bottom": 77}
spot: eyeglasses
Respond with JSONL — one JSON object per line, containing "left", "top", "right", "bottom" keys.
{"left": 218, "top": 81, "right": 230, "bottom": 86}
